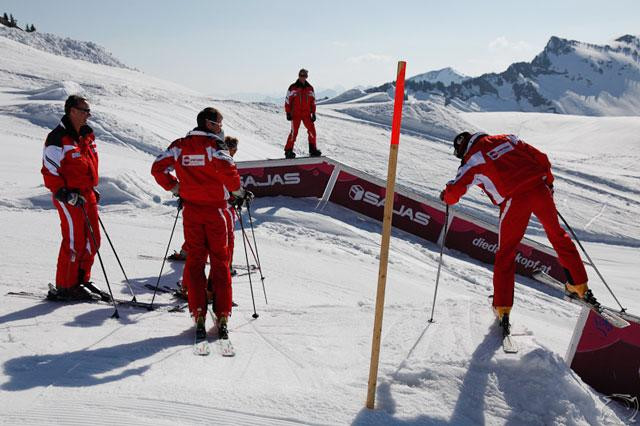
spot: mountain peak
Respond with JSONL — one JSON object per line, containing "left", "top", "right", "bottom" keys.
{"left": 615, "top": 34, "right": 640, "bottom": 47}
{"left": 543, "top": 36, "right": 576, "bottom": 56}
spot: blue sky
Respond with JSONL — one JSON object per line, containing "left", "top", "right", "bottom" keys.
{"left": 3, "top": 0, "right": 639, "bottom": 96}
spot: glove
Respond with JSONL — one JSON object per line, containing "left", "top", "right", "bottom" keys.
{"left": 286, "top": 112, "right": 292, "bottom": 121}
{"left": 79, "top": 125, "right": 93, "bottom": 137}
{"left": 439, "top": 190, "right": 446, "bottom": 202}
{"left": 230, "top": 189, "right": 254, "bottom": 208}
{"left": 93, "top": 188, "right": 101, "bottom": 203}
{"left": 55, "top": 188, "right": 85, "bottom": 206}
{"left": 170, "top": 183, "right": 180, "bottom": 196}
{"left": 311, "top": 113, "right": 316, "bottom": 123}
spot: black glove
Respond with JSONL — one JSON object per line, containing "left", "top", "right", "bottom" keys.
{"left": 176, "top": 196, "right": 183, "bottom": 210}
{"left": 311, "top": 113, "right": 316, "bottom": 122}
{"left": 230, "top": 190, "right": 255, "bottom": 208}
{"left": 439, "top": 190, "right": 446, "bottom": 202}
{"left": 93, "top": 188, "right": 101, "bottom": 203}
{"left": 55, "top": 188, "right": 85, "bottom": 206}
{"left": 286, "top": 112, "right": 292, "bottom": 121}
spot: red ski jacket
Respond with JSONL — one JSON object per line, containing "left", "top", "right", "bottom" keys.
{"left": 151, "top": 130, "right": 241, "bottom": 207}
{"left": 41, "top": 116, "right": 99, "bottom": 203}
{"left": 284, "top": 80, "right": 316, "bottom": 116}
{"left": 443, "top": 133, "right": 554, "bottom": 206}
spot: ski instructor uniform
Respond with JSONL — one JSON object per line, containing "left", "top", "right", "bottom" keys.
{"left": 284, "top": 68, "right": 321, "bottom": 159}
{"left": 440, "top": 132, "right": 589, "bottom": 320}
{"left": 41, "top": 95, "right": 101, "bottom": 300}
{"left": 151, "top": 107, "right": 244, "bottom": 336}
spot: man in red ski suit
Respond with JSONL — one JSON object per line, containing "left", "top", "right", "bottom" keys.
{"left": 440, "top": 132, "right": 589, "bottom": 320}
{"left": 151, "top": 107, "right": 248, "bottom": 338}
{"left": 41, "top": 95, "right": 101, "bottom": 300}
{"left": 284, "top": 68, "right": 322, "bottom": 159}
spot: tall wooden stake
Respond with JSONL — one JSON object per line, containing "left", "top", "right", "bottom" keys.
{"left": 366, "top": 61, "right": 406, "bottom": 409}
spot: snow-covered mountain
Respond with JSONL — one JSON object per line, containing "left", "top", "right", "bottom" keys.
{"left": 372, "top": 35, "right": 640, "bottom": 116}
{"left": 1, "top": 28, "right": 638, "bottom": 425}
{"left": 0, "top": 26, "right": 131, "bottom": 69}
{"left": 407, "top": 66, "right": 469, "bottom": 85}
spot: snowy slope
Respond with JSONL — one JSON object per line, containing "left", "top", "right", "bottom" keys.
{"left": 0, "top": 30, "right": 637, "bottom": 425}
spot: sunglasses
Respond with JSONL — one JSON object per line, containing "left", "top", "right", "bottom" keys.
{"left": 207, "top": 119, "right": 223, "bottom": 126}
{"left": 73, "top": 106, "right": 91, "bottom": 114}
{"left": 299, "top": 74, "right": 308, "bottom": 78}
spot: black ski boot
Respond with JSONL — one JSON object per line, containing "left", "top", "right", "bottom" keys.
{"left": 500, "top": 313, "right": 511, "bottom": 337}
{"left": 48, "top": 284, "right": 98, "bottom": 301}
{"left": 285, "top": 149, "right": 296, "bottom": 159}
{"left": 217, "top": 316, "right": 229, "bottom": 340}
{"left": 309, "top": 145, "right": 322, "bottom": 157}
{"left": 195, "top": 315, "right": 207, "bottom": 342}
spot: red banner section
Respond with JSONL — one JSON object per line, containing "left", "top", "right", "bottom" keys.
{"left": 328, "top": 169, "right": 446, "bottom": 243}
{"left": 446, "top": 216, "right": 566, "bottom": 281}
{"left": 238, "top": 159, "right": 334, "bottom": 198}
{"left": 570, "top": 310, "right": 640, "bottom": 399}
{"left": 236, "top": 157, "right": 564, "bottom": 279}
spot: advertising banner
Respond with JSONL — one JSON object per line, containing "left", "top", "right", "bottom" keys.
{"left": 328, "top": 170, "right": 446, "bottom": 243}
{"left": 238, "top": 160, "right": 334, "bottom": 198}
{"left": 570, "top": 310, "right": 640, "bottom": 399}
{"left": 445, "top": 216, "right": 565, "bottom": 280}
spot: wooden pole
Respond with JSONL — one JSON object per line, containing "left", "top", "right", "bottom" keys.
{"left": 366, "top": 61, "right": 406, "bottom": 409}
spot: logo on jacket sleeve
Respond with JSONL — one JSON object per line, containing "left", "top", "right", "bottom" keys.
{"left": 182, "top": 154, "right": 205, "bottom": 166}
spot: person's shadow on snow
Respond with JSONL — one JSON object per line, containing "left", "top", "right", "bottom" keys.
{"left": 351, "top": 324, "right": 602, "bottom": 425}
{"left": 0, "top": 299, "right": 67, "bottom": 325}
{"left": 1, "top": 330, "right": 192, "bottom": 391}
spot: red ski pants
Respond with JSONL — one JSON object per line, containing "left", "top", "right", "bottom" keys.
{"left": 493, "top": 182, "right": 587, "bottom": 308}
{"left": 285, "top": 115, "right": 316, "bottom": 151}
{"left": 53, "top": 197, "right": 100, "bottom": 288}
{"left": 182, "top": 203, "right": 233, "bottom": 320}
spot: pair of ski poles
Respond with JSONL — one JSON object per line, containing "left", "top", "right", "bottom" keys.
{"left": 428, "top": 206, "right": 626, "bottom": 322}
{"left": 149, "top": 199, "right": 268, "bottom": 319}
{"left": 79, "top": 202, "right": 140, "bottom": 319}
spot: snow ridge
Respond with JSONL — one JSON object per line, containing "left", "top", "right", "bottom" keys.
{"left": 0, "top": 26, "right": 131, "bottom": 69}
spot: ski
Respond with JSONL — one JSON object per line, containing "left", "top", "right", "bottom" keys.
{"left": 532, "top": 271, "right": 630, "bottom": 329}
{"left": 7, "top": 288, "right": 186, "bottom": 313}
{"left": 193, "top": 334, "right": 211, "bottom": 356}
{"left": 218, "top": 338, "right": 235, "bottom": 357}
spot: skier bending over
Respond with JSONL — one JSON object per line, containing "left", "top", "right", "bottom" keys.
{"left": 151, "top": 107, "right": 252, "bottom": 340}
{"left": 440, "top": 132, "right": 589, "bottom": 323}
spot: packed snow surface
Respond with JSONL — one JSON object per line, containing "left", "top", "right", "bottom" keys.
{"left": 0, "top": 29, "right": 638, "bottom": 425}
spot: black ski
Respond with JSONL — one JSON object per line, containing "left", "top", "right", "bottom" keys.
{"left": 488, "top": 296, "right": 518, "bottom": 353}
{"left": 533, "top": 271, "right": 629, "bottom": 329}
{"left": 7, "top": 287, "right": 186, "bottom": 313}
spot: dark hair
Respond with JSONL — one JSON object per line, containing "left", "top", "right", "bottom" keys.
{"left": 197, "top": 107, "right": 221, "bottom": 128}
{"left": 64, "top": 95, "right": 88, "bottom": 115}
{"left": 224, "top": 136, "right": 238, "bottom": 149}
{"left": 299, "top": 68, "right": 308, "bottom": 76}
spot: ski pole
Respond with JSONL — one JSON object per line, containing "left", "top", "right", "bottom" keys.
{"left": 150, "top": 201, "right": 182, "bottom": 309}
{"left": 80, "top": 203, "right": 120, "bottom": 319}
{"left": 429, "top": 205, "right": 450, "bottom": 323}
{"left": 245, "top": 200, "right": 268, "bottom": 304}
{"left": 557, "top": 210, "right": 626, "bottom": 312}
{"left": 97, "top": 216, "right": 137, "bottom": 302}
{"left": 236, "top": 205, "right": 259, "bottom": 319}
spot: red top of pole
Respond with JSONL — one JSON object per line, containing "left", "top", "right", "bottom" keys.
{"left": 390, "top": 61, "right": 406, "bottom": 146}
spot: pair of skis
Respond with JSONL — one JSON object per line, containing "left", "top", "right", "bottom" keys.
{"left": 194, "top": 328, "right": 235, "bottom": 357}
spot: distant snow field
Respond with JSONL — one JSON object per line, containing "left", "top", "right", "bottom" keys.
{"left": 0, "top": 27, "right": 638, "bottom": 425}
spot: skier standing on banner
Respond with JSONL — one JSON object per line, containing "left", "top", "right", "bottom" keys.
{"left": 440, "top": 132, "right": 589, "bottom": 324}
{"left": 41, "top": 95, "right": 102, "bottom": 301}
{"left": 151, "top": 107, "right": 252, "bottom": 340}
{"left": 284, "top": 68, "right": 322, "bottom": 159}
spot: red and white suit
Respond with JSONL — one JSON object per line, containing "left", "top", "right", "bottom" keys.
{"left": 151, "top": 129, "right": 241, "bottom": 320}
{"left": 41, "top": 116, "right": 100, "bottom": 288}
{"left": 284, "top": 80, "right": 317, "bottom": 151}
{"left": 442, "top": 133, "right": 587, "bottom": 308}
